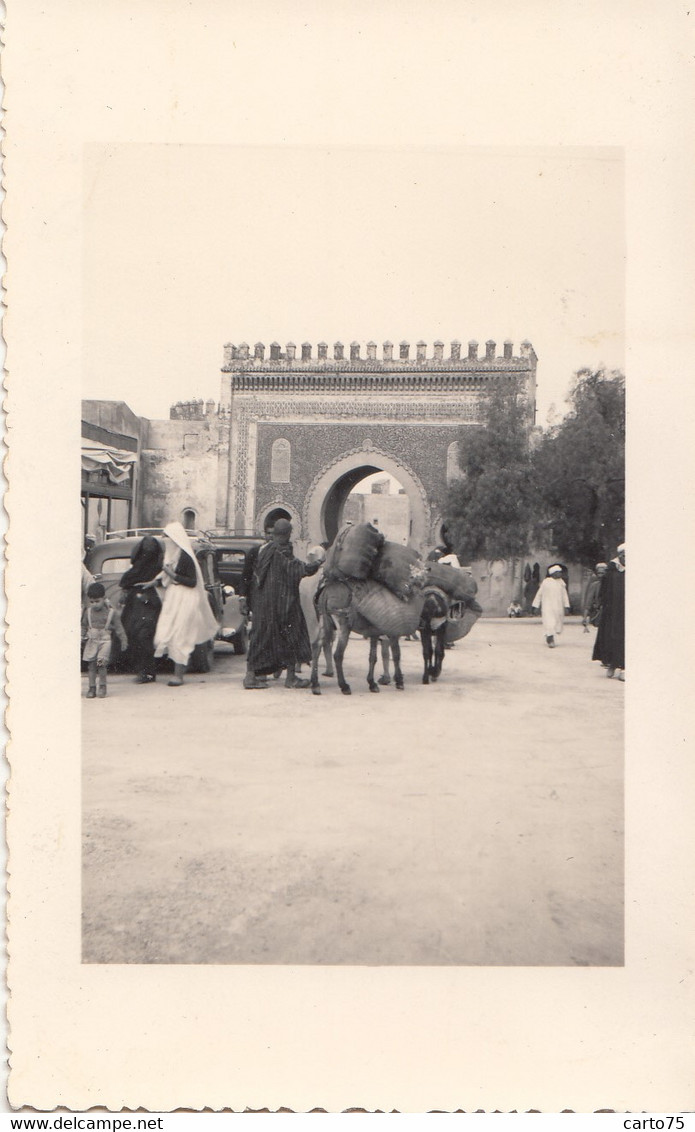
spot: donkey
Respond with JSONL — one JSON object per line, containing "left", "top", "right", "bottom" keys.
{"left": 420, "top": 589, "right": 483, "bottom": 683}
{"left": 419, "top": 586, "right": 450, "bottom": 684}
{"left": 301, "top": 573, "right": 406, "bottom": 696}
{"left": 341, "top": 604, "right": 404, "bottom": 695}
{"left": 298, "top": 569, "right": 336, "bottom": 681}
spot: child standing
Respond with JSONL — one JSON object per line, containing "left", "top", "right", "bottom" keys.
{"left": 82, "top": 582, "right": 128, "bottom": 698}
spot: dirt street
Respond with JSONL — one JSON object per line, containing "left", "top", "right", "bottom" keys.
{"left": 82, "top": 617, "right": 623, "bottom": 966}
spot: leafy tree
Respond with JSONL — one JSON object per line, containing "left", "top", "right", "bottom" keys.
{"left": 532, "top": 368, "right": 625, "bottom": 566}
{"left": 443, "top": 377, "right": 537, "bottom": 560}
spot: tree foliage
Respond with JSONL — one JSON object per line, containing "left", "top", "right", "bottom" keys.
{"left": 441, "top": 367, "right": 625, "bottom": 567}
{"left": 533, "top": 368, "right": 625, "bottom": 566}
{"left": 444, "top": 377, "right": 537, "bottom": 561}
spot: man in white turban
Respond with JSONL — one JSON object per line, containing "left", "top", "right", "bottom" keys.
{"left": 532, "top": 564, "right": 571, "bottom": 648}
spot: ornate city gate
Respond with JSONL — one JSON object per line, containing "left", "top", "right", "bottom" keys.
{"left": 214, "top": 337, "right": 537, "bottom": 552}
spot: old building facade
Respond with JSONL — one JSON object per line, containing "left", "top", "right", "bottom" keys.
{"left": 167, "top": 336, "right": 537, "bottom": 551}
{"left": 83, "top": 336, "right": 567, "bottom": 613}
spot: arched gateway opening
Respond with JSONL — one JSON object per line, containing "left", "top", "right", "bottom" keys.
{"left": 303, "top": 449, "right": 430, "bottom": 550}
{"left": 322, "top": 464, "right": 379, "bottom": 544}
{"left": 264, "top": 505, "right": 291, "bottom": 529}
{"left": 324, "top": 468, "right": 411, "bottom": 545}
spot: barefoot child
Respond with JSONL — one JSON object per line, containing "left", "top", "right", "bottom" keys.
{"left": 82, "top": 582, "right": 128, "bottom": 698}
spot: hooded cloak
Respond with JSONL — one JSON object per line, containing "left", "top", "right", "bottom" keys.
{"left": 119, "top": 535, "right": 164, "bottom": 676}
{"left": 154, "top": 522, "right": 219, "bottom": 666}
{"left": 246, "top": 532, "right": 317, "bottom": 675}
{"left": 121, "top": 534, "right": 164, "bottom": 588}
{"left": 592, "top": 554, "right": 625, "bottom": 669}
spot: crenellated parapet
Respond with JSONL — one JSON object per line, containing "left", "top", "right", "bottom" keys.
{"left": 170, "top": 398, "right": 217, "bottom": 421}
{"left": 223, "top": 338, "right": 535, "bottom": 368}
{"left": 221, "top": 337, "right": 537, "bottom": 394}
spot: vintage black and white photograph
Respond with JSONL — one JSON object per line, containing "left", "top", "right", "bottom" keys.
{"left": 7, "top": 0, "right": 694, "bottom": 1113}
{"left": 80, "top": 145, "right": 625, "bottom": 967}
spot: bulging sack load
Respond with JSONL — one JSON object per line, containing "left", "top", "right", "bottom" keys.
{"left": 425, "top": 562, "right": 478, "bottom": 602}
{"left": 351, "top": 579, "right": 425, "bottom": 638}
{"left": 324, "top": 523, "right": 384, "bottom": 581}
{"left": 445, "top": 599, "right": 483, "bottom": 643}
{"left": 372, "top": 542, "right": 426, "bottom": 601}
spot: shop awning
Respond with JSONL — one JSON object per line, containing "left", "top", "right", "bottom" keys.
{"left": 81, "top": 441, "right": 136, "bottom": 486}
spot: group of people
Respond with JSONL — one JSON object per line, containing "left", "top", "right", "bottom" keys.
{"left": 82, "top": 519, "right": 626, "bottom": 696}
{"left": 81, "top": 521, "right": 218, "bottom": 698}
{"left": 530, "top": 545, "right": 626, "bottom": 679}
{"left": 81, "top": 516, "right": 324, "bottom": 698}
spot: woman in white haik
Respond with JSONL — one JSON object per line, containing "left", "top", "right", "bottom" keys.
{"left": 149, "top": 522, "right": 219, "bottom": 686}
{"left": 532, "top": 563, "right": 571, "bottom": 648}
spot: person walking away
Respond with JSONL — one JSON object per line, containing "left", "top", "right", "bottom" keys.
{"left": 153, "top": 522, "right": 219, "bottom": 687}
{"left": 592, "top": 543, "right": 625, "bottom": 679}
{"left": 532, "top": 564, "right": 571, "bottom": 648}
{"left": 119, "top": 534, "right": 164, "bottom": 684}
{"left": 243, "top": 518, "right": 320, "bottom": 689}
{"left": 82, "top": 581, "right": 128, "bottom": 698}
{"left": 581, "top": 562, "right": 608, "bottom": 633}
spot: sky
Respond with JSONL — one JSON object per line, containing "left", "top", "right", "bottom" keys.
{"left": 82, "top": 145, "right": 625, "bottom": 426}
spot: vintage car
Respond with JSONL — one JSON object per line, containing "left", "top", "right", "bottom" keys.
{"left": 84, "top": 529, "right": 249, "bottom": 670}
{"left": 204, "top": 531, "right": 267, "bottom": 593}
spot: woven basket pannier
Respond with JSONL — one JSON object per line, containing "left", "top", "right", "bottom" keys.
{"left": 445, "top": 600, "right": 482, "bottom": 643}
{"left": 352, "top": 579, "right": 425, "bottom": 637}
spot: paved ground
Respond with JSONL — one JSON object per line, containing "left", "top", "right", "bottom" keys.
{"left": 82, "top": 617, "right": 623, "bottom": 966}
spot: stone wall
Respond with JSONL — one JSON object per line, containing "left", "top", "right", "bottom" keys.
{"left": 82, "top": 399, "right": 146, "bottom": 444}
{"left": 468, "top": 555, "right": 587, "bottom": 617}
{"left": 140, "top": 418, "right": 219, "bottom": 531}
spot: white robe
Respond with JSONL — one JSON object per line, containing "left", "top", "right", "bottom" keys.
{"left": 532, "top": 576, "right": 570, "bottom": 636}
{"left": 154, "top": 524, "right": 219, "bottom": 666}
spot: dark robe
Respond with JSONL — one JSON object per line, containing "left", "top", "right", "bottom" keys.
{"left": 120, "top": 535, "right": 164, "bottom": 677}
{"left": 246, "top": 541, "right": 318, "bottom": 675}
{"left": 582, "top": 574, "right": 603, "bottom": 625}
{"left": 239, "top": 543, "right": 265, "bottom": 605}
{"left": 523, "top": 563, "right": 540, "bottom": 612}
{"left": 592, "top": 561, "right": 625, "bottom": 669}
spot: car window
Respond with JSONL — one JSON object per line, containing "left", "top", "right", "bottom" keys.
{"left": 219, "top": 551, "right": 246, "bottom": 567}
{"left": 98, "top": 557, "right": 131, "bottom": 575}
